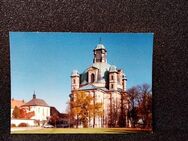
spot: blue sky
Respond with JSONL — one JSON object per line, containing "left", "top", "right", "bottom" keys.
{"left": 10, "top": 32, "right": 153, "bottom": 112}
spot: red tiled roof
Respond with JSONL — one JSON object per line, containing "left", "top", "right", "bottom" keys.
{"left": 21, "top": 98, "right": 49, "bottom": 107}
{"left": 11, "top": 99, "right": 26, "bottom": 109}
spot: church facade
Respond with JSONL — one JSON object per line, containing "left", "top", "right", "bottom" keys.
{"left": 70, "top": 43, "right": 130, "bottom": 128}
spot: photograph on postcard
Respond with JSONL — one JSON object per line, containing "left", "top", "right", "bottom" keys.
{"left": 10, "top": 32, "right": 153, "bottom": 134}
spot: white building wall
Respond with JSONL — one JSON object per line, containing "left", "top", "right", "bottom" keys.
{"left": 29, "top": 106, "right": 50, "bottom": 121}
{"left": 87, "top": 90, "right": 112, "bottom": 128}
{"left": 11, "top": 119, "right": 36, "bottom": 127}
{"left": 75, "top": 89, "right": 124, "bottom": 128}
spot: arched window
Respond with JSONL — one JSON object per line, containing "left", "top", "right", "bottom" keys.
{"left": 73, "top": 79, "right": 76, "bottom": 84}
{"left": 91, "top": 73, "right": 95, "bottom": 83}
{"left": 111, "top": 84, "right": 114, "bottom": 89}
{"left": 111, "top": 75, "right": 114, "bottom": 80}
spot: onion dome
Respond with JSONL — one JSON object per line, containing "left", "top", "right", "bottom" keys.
{"left": 95, "top": 44, "right": 106, "bottom": 50}
{"left": 109, "top": 65, "right": 117, "bottom": 72}
{"left": 123, "top": 74, "right": 127, "bottom": 80}
{"left": 71, "top": 70, "right": 79, "bottom": 76}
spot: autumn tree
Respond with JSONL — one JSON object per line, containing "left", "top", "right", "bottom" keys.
{"left": 12, "top": 106, "right": 20, "bottom": 118}
{"left": 91, "top": 102, "right": 103, "bottom": 128}
{"left": 70, "top": 90, "right": 103, "bottom": 128}
{"left": 12, "top": 106, "right": 35, "bottom": 119}
{"left": 19, "top": 108, "right": 27, "bottom": 118}
{"left": 25, "top": 111, "right": 35, "bottom": 119}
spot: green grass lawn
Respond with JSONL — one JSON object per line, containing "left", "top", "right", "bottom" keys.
{"left": 11, "top": 128, "right": 152, "bottom": 134}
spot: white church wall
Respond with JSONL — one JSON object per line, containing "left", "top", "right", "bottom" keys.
{"left": 11, "top": 119, "right": 36, "bottom": 127}
{"left": 29, "top": 106, "right": 50, "bottom": 121}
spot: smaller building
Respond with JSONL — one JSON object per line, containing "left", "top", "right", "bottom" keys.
{"left": 50, "top": 107, "right": 69, "bottom": 127}
{"left": 20, "top": 92, "right": 51, "bottom": 125}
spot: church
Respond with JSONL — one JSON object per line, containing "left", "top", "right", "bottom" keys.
{"left": 70, "top": 42, "right": 130, "bottom": 128}
{"left": 21, "top": 93, "right": 51, "bottom": 123}
{"left": 11, "top": 92, "right": 51, "bottom": 127}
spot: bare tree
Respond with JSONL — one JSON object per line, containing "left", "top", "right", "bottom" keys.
{"left": 127, "top": 83, "right": 152, "bottom": 129}
{"left": 127, "top": 87, "right": 140, "bottom": 127}
{"left": 137, "top": 84, "right": 152, "bottom": 128}
{"left": 119, "top": 91, "right": 130, "bottom": 127}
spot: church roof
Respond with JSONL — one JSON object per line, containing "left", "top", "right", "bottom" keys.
{"left": 71, "top": 70, "right": 79, "bottom": 76}
{"left": 97, "top": 78, "right": 106, "bottom": 83}
{"left": 11, "top": 99, "right": 26, "bottom": 109}
{"left": 93, "top": 63, "right": 110, "bottom": 76}
{"left": 109, "top": 65, "right": 117, "bottom": 72}
{"left": 81, "top": 80, "right": 87, "bottom": 85}
{"left": 79, "top": 84, "right": 97, "bottom": 90}
{"left": 95, "top": 44, "right": 106, "bottom": 50}
{"left": 74, "top": 42, "right": 126, "bottom": 91}
{"left": 80, "top": 62, "right": 111, "bottom": 84}
{"left": 22, "top": 94, "right": 49, "bottom": 107}
{"left": 92, "top": 62, "right": 111, "bottom": 71}
{"left": 79, "top": 84, "right": 109, "bottom": 91}
{"left": 99, "top": 87, "right": 109, "bottom": 91}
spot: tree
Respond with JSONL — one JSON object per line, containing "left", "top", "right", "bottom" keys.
{"left": 49, "top": 113, "right": 59, "bottom": 127}
{"left": 108, "top": 99, "right": 121, "bottom": 127}
{"left": 19, "top": 108, "right": 27, "bottom": 118}
{"left": 127, "top": 87, "right": 140, "bottom": 127}
{"left": 119, "top": 92, "right": 127, "bottom": 127}
{"left": 137, "top": 84, "right": 152, "bottom": 128}
{"left": 12, "top": 106, "right": 35, "bottom": 119}
{"left": 70, "top": 90, "right": 103, "bottom": 128}
{"left": 12, "top": 106, "right": 20, "bottom": 119}
{"left": 66, "top": 101, "right": 74, "bottom": 127}
{"left": 25, "top": 111, "right": 35, "bottom": 119}
{"left": 127, "top": 83, "right": 152, "bottom": 129}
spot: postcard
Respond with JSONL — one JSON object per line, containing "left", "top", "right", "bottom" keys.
{"left": 10, "top": 32, "right": 153, "bottom": 134}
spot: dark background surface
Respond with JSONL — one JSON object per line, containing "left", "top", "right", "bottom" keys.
{"left": 0, "top": 0, "right": 187, "bottom": 141}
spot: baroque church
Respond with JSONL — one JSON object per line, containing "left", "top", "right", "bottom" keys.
{"left": 70, "top": 42, "right": 130, "bottom": 128}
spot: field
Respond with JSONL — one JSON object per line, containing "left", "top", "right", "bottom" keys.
{"left": 11, "top": 127, "right": 152, "bottom": 134}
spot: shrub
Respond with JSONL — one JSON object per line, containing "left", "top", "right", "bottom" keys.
{"left": 18, "top": 123, "right": 29, "bottom": 127}
{"left": 11, "top": 124, "right": 16, "bottom": 127}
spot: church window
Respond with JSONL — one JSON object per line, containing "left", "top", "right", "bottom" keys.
{"left": 111, "top": 75, "right": 114, "bottom": 80}
{"left": 73, "top": 79, "right": 75, "bottom": 84}
{"left": 111, "top": 84, "right": 114, "bottom": 89}
{"left": 91, "top": 73, "right": 95, "bottom": 83}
